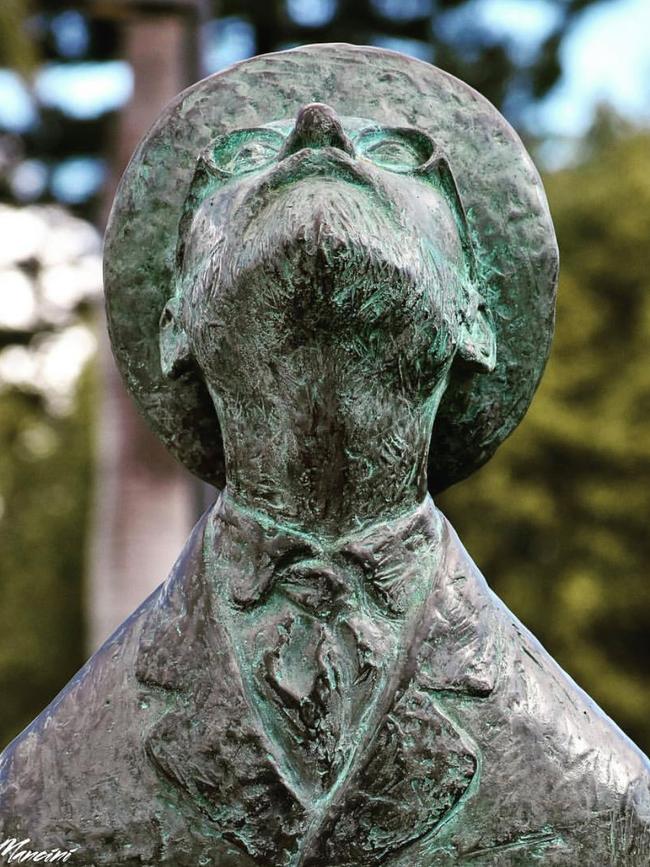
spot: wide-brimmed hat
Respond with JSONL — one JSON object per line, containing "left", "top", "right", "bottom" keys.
{"left": 104, "top": 43, "right": 557, "bottom": 494}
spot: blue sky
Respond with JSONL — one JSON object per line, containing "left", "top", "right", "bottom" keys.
{"left": 529, "top": 0, "right": 650, "bottom": 135}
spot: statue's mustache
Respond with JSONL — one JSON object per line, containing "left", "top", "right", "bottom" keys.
{"left": 254, "top": 147, "right": 377, "bottom": 198}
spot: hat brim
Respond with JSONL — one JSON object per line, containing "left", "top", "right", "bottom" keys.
{"left": 104, "top": 43, "right": 557, "bottom": 494}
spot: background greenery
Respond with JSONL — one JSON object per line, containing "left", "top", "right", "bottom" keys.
{"left": 0, "top": 368, "right": 93, "bottom": 743}
{"left": 441, "top": 126, "right": 650, "bottom": 751}
{"left": 1, "top": 1, "right": 650, "bottom": 756}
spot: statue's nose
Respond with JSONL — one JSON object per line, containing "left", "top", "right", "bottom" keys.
{"left": 281, "top": 103, "right": 354, "bottom": 157}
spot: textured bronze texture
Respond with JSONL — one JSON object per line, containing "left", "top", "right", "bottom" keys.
{"left": 1, "top": 44, "right": 648, "bottom": 866}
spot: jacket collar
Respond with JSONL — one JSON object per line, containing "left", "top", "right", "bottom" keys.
{"left": 207, "top": 491, "right": 445, "bottom": 614}
{"left": 134, "top": 494, "right": 501, "bottom": 865}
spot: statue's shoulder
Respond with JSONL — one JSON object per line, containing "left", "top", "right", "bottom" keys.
{"left": 0, "top": 591, "right": 150, "bottom": 774}
{"left": 0, "top": 590, "right": 159, "bottom": 853}
{"left": 426, "top": 512, "right": 650, "bottom": 862}
{"left": 0, "top": 510, "right": 212, "bottom": 850}
{"left": 442, "top": 510, "right": 650, "bottom": 770}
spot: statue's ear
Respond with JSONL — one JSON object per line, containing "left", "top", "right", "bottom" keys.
{"left": 159, "top": 297, "right": 193, "bottom": 379}
{"left": 457, "top": 291, "right": 497, "bottom": 373}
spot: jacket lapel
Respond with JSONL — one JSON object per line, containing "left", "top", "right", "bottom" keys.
{"left": 135, "top": 509, "right": 309, "bottom": 866}
{"left": 295, "top": 514, "right": 497, "bottom": 866}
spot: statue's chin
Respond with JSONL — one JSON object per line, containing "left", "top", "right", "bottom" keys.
{"left": 225, "top": 178, "right": 433, "bottom": 297}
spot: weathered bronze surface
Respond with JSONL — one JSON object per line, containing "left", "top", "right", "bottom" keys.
{"left": 1, "top": 44, "right": 649, "bottom": 865}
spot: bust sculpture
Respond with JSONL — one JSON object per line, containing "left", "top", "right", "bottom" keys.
{"left": 1, "top": 44, "right": 649, "bottom": 865}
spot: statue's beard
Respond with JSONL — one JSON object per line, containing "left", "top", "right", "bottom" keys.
{"left": 215, "top": 179, "right": 449, "bottom": 328}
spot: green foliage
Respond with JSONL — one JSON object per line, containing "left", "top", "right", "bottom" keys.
{"left": 0, "top": 364, "right": 93, "bottom": 749}
{"left": 440, "top": 131, "right": 650, "bottom": 754}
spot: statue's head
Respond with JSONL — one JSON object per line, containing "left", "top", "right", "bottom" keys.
{"left": 104, "top": 45, "right": 557, "bottom": 496}
{"left": 159, "top": 103, "right": 496, "bottom": 426}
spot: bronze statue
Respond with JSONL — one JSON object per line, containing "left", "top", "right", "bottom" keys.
{"left": 1, "top": 44, "right": 649, "bottom": 865}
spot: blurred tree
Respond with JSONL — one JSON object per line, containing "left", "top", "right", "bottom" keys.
{"left": 89, "top": 0, "right": 200, "bottom": 650}
{"left": 0, "top": 0, "right": 38, "bottom": 73}
{"left": 0, "top": 203, "right": 101, "bottom": 748}
{"left": 439, "top": 127, "right": 650, "bottom": 754}
{"left": 0, "top": 371, "right": 92, "bottom": 747}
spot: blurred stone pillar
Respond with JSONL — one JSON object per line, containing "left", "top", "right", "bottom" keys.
{"left": 89, "top": 0, "right": 208, "bottom": 650}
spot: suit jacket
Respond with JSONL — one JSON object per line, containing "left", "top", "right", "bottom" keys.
{"left": 1, "top": 495, "right": 649, "bottom": 866}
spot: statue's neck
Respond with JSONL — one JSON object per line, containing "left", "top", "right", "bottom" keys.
{"left": 210, "top": 377, "right": 446, "bottom": 539}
